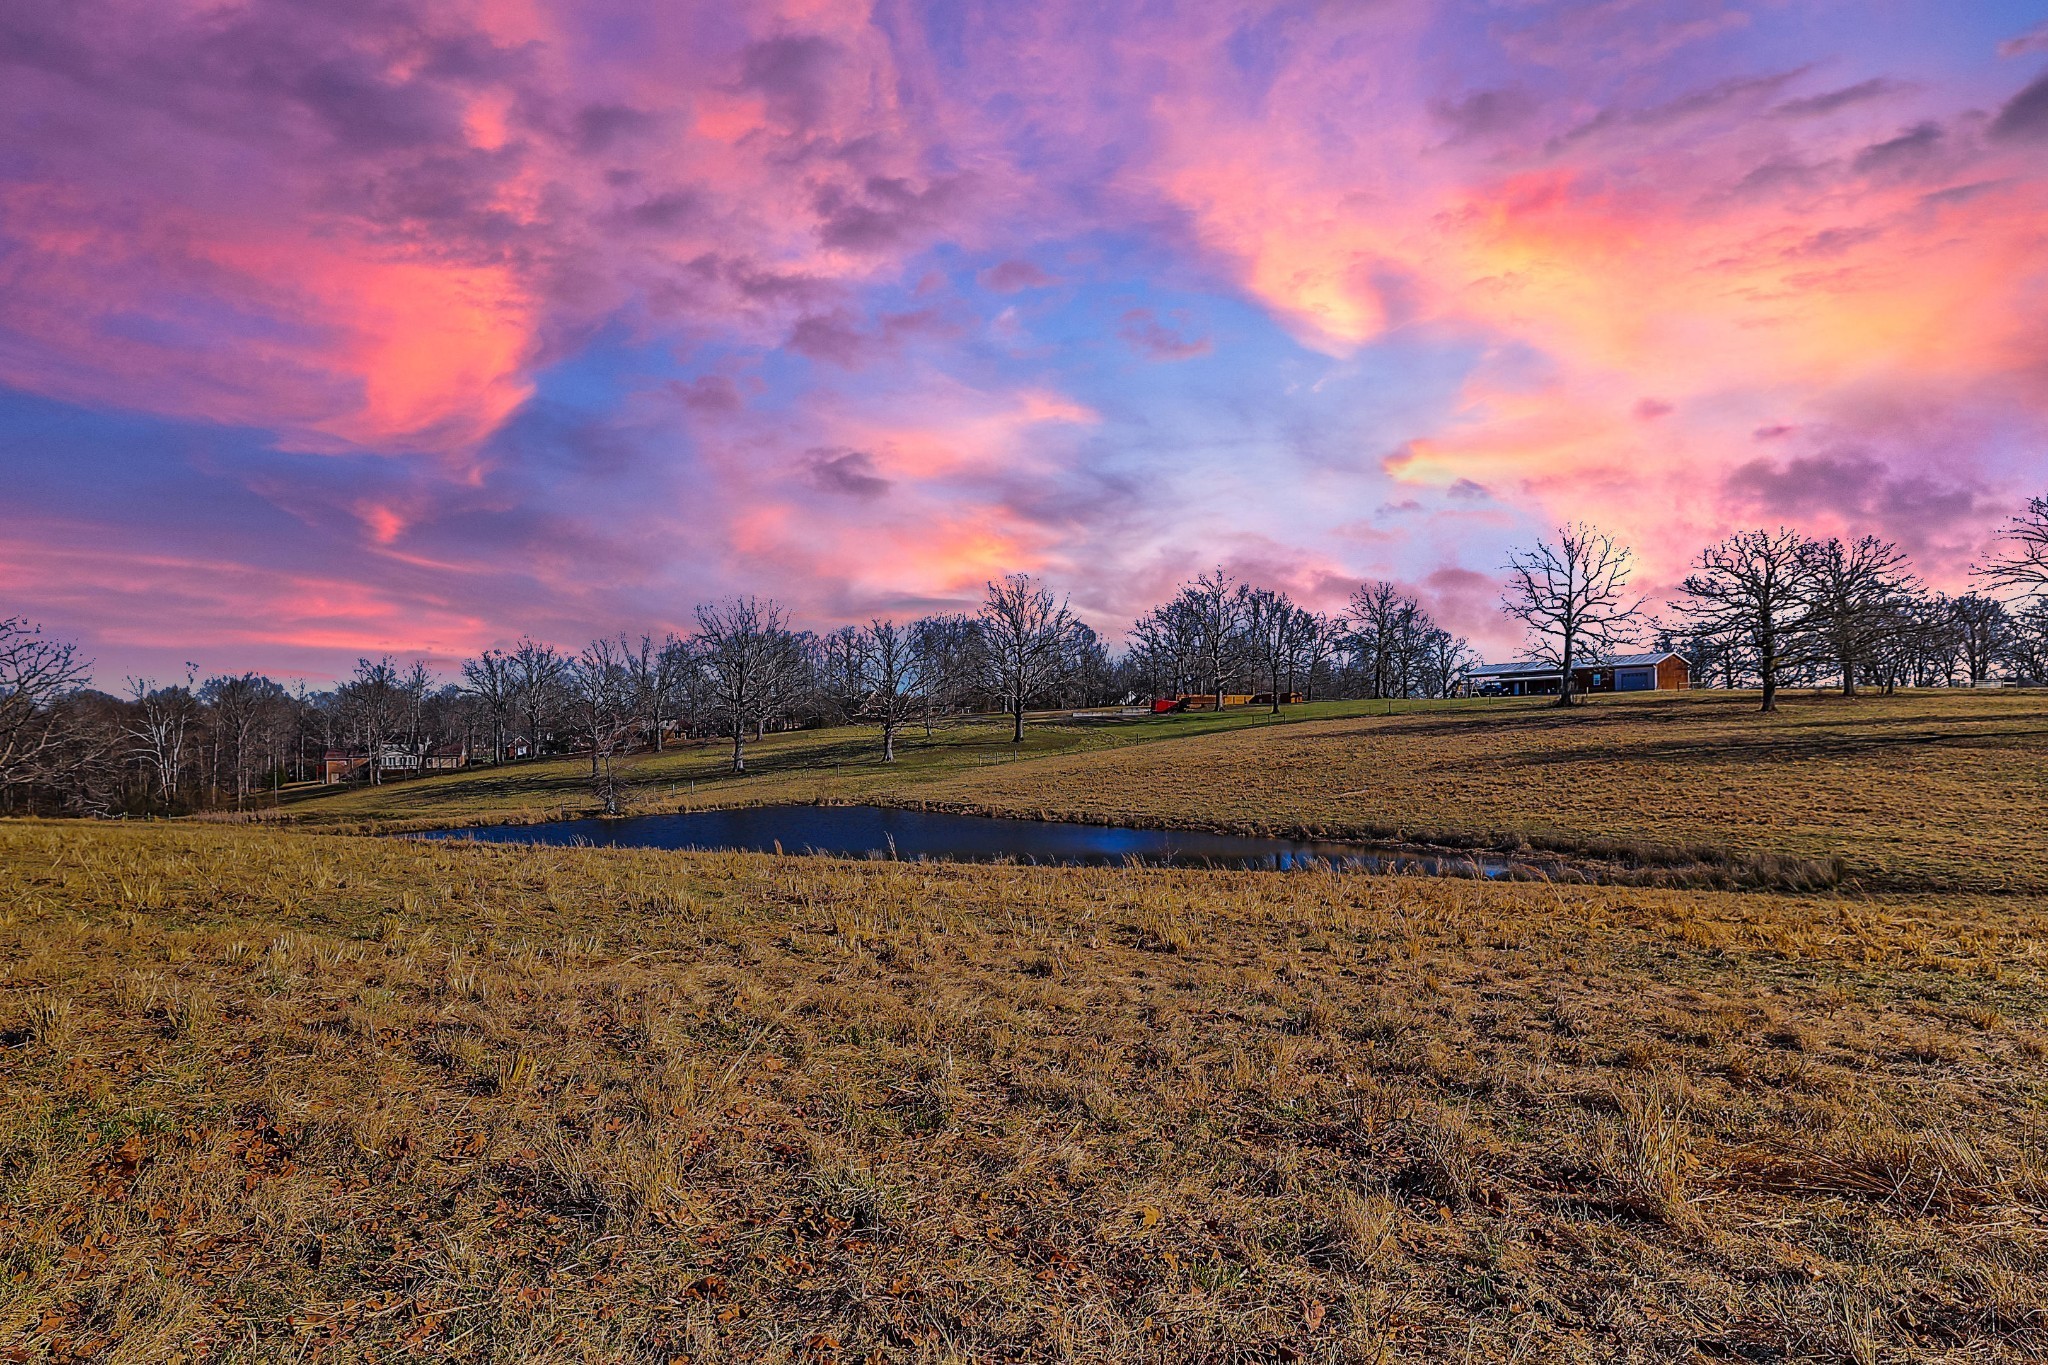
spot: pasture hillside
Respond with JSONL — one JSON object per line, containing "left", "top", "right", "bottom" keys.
{"left": 922, "top": 689, "right": 2048, "bottom": 893}
{"left": 276, "top": 698, "right": 1416, "bottom": 832}
{"left": 4, "top": 822, "right": 2046, "bottom": 1361}
{"left": 281, "top": 690, "right": 2048, "bottom": 892}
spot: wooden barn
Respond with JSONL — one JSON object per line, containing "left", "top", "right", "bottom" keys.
{"left": 1464, "top": 652, "right": 1690, "bottom": 697}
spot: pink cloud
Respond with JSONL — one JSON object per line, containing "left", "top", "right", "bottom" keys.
{"left": 980, "top": 259, "right": 1055, "bottom": 292}
{"left": 4, "top": 1, "right": 2046, "bottom": 681}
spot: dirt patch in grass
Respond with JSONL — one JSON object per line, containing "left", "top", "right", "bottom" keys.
{"left": 5, "top": 822, "right": 2046, "bottom": 1361}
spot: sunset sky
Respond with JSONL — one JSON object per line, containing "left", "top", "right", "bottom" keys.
{"left": 5, "top": 0, "right": 2047, "bottom": 683}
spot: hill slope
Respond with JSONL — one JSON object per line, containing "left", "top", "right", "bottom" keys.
{"left": 279, "top": 690, "right": 2048, "bottom": 892}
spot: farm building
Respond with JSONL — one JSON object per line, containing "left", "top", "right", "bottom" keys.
{"left": 1463, "top": 652, "right": 1690, "bottom": 697}
{"left": 423, "top": 742, "right": 468, "bottom": 771}
{"left": 320, "top": 750, "right": 367, "bottom": 784}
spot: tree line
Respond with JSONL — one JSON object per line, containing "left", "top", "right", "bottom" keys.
{"left": 2, "top": 496, "right": 2043, "bottom": 812}
{"left": 0, "top": 568, "right": 1472, "bottom": 815}
{"left": 1496, "top": 499, "right": 2048, "bottom": 709}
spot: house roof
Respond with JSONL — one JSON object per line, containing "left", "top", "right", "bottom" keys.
{"left": 1467, "top": 652, "right": 1681, "bottom": 677}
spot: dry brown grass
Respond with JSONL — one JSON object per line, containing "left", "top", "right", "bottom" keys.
{"left": 276, "top": 690, "right": 2048, "bottom": 894}
{"left": 5, "top": 821, "right": 2047, "bottom": 1361}
{"left": 918, "top": 689, "right": 2048, "bottom": 893}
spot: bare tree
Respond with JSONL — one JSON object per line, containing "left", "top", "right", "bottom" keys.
{"left": 756, "top": 629, "right": 815, "bottom": 742}
{"left": 1174, "top": 568, "right": 1248, "bottom": 711}
{"left": 398, "top": 660, "right": 433, "bottom": 759}
{"left": 2008, "top": 600, "right": 2048, "bottom": 685}
{"left": 817, "top": 625, "right": 867, "bottom": 724}
{"left": 1977, "top": 495, "right": 2048, "bottom": 597}
{"left": 693, "top": 597, "right": 789, "bottom": 773}
{"left": 1802, "top": 536, "right": 1916, "bottom": 697}
{"left": 1293, "top": 609, "right": 1343, "bottom": 702}
{"left": 335, "top": 657, "right": 408, "bottom": 784}
{"left": 1950, "top": 593, "right": 2011, "bottom": 686}
{"left": 199, "top": 673, "right": 288, "bottom": 810}
{"left": 1673, "top": 529, "right": 1816, "bottom": 713}
{"left": 910, "top": 614, "right": 979, "bottom": 734}
{"left": 0, "top": 617, "right": 89, "bottom": 796}
{"left": 37, "top": 690, "right": 129, "bottom": 815}
{"left": 126, "top": 673, "right": 198, "bottom": 810}
{"left": 1420, "top": 628, "right": 1476, "bottom": 699}
{"left": 507, "top": 637, "right": 569, "bottom": 759}
{"left": 1346, "top": 582, "right": 1411, "bottom": 699}
{"left": 978, "top": 574, "right": 1079, "bottom": 742}
{"left": 859, "top": 619, "right": 923, "bottom": 761}
{"left": 1128, "top": 597, "right": 1203, "bottom": 701}
{"left": 1344, "top": 583, "right": 1450, "bottom": 700}
{"left": 617, "top": 633, "right": 686, "bottom": 753}
{"left": 1241, "top": 587, "right": 1300, "bottom": 713}
{"left": 654, "top": 634, "right": 696, "bottom": 748}
{"left": 460, "top": 649, "right": 517, "bottom": 764}
{"left": 1061, "top": 622, "right": 1115, "bottom": 707}
{"left": 1501, "top": 524, "right": 1645, "bottom": 708}
{"left": 571, "top": 637, "right": 642, "bottom": 812}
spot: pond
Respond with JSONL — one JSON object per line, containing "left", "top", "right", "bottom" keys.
{"left": 418, "top": 803, "right": 1534, "bottom": 876}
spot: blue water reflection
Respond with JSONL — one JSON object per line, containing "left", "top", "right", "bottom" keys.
{"left": 419, "top": 804, "right": 1523, "bottom": 876}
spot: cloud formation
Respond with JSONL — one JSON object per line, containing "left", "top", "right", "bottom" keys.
{"left": 2, "top": 1, "right": 2045, "bottom": 678}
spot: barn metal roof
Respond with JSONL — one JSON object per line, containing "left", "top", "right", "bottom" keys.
{"left": 1466, "top": 652, "right": 1680, "bottom": 677}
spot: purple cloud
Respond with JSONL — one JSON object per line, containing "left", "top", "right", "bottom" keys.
{"left": 812, "top": 175, "right": 971, "bottom": 252}
{"left": 800, "top": 448, "right": 891, "bottom": 499}
{"left": 980, "top": 259, "right": 1054, "bottom": 292}
{"left": 1990, "top": 71, "right": 2048, "bottom": 142}
{"left": 1853, "top": 121, "right": 1946, "bottom": 177}
{"left": 1722, "top": 452, "right": 1989, "bottom": 548}
{"left": 737, "top": 34, "right": 841, "bottom": 132}
{"left": 1771, "top": 78, "right": 1905, "bottom": 119}
{"left": 1118, "top": 308, "right": 1210, "bottom": 361}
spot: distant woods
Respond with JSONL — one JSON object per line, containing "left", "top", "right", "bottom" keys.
{"left": 1662, "top": 503, "right": 2048, "bottom": 710}
{"left": 1500, "top": 502, "right": 2048, "bottom": 711}
{"left": 4, "top": 495, "right": 2047, "bottom": 813}
{"left": 0, "top": 569, "right": 1464, "bottom": 816}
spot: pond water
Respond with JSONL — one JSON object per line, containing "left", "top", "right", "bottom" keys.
{"left": 418, "top": 803, "right": 1530, "bottom": 876}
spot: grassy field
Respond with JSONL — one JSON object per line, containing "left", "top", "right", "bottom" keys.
{"left": 924, "top": 690, "right": 2048, "bottom": 895}
{"left": 270, "top": 699, "right": 1416, "bottom": 832}
{"left": 5, "top": 822, "right": 2047, "bottom": 1361}
{"left": 279, "top": 690, "right": 2048, "bottom": 893}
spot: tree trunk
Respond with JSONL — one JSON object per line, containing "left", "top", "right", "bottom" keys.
{"left": 1012, "top": 698, "right": 1024, "bottom": 743}
{"left": 1554, "top": 640, "right": 1576, "bottom": 708}
{"left": 881, "top": 719, "right": 896, "bottom": 762}
{"left": 731, "top": 720, "right": 746, "bottom": 773}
